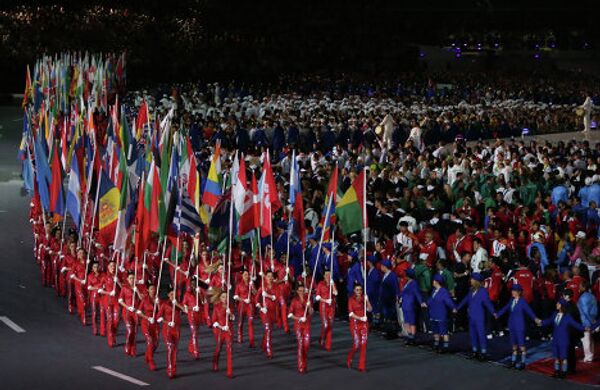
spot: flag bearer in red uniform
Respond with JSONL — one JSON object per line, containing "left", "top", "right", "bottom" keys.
{"left": 234, "top": 268, "right": 256, "bottom": 346}
{"left": 256, "top": 270, "right": 278, "bottom": 358}
{"left": 99, "top": 260, "right": 121, "bottom": 347}
{"left": 211, "top": 290, "right": 234, "bottom": 378}
{"left": 183, "top": 284, "right": 203, "bottom": 359}
{"left": 87, "top": 261, "right": 104, "bottom": 335}
{"left": 136, "top": 283, "right": 159, "bottom": 371}
{"left": 70, "top": 248, "right": 88, "bottom": 325}
{"left": 315, "top": 269, "right": 337, "bottom": 351}
{"left": 118, "top": 272, "right": 138, "bottom": 357}
{"left": 157, "top": 289, "right": 184, "bottom": 379}
{"left": 347, "top": 283, "right": 372, "bottom": 372}
{"left": 288, "top": 283, "right": 313, "bottom": 374}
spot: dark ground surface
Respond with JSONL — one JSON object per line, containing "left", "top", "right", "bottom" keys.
{"left": 0, "top": 104, "right": 593, "bottom": 389}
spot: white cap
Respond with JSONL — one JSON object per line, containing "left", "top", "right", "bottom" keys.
{"left": 576, "top": 231, "right": 586, "bottom": 239}
{"left": 585, "top": 177, "right": 592, "bottom": 186}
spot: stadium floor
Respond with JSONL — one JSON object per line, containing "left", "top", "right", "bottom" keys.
{"left": 0, "top": 104, "right": 595, "bottom": 389}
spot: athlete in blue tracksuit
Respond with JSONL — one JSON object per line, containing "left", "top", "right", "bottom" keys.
{"left": 427, "top": 274, "right": 455, "bottom": 352}
{"left": 538, "top": 299, "right": 591, "bottom": 378}
{"left": 495, "top": 284, "right": 538, "bottom": 370}
{"left": 401, "top": 268, "right": 423, "bottom": 344}
{"left": 455, "top": 273, "right": 495, "bottom": 360}
{"left": 365, "top": 257, "right": 381, "bottom": 322}
{"left": 379, "top": 259, "right": 401, "bottom": 338}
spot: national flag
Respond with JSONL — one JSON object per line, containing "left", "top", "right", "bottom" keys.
{"left": 134, "top": 175, "right": 145, "bottom": 261}
{"left": 49, "top": 142, "right": 65, "bottom": 216}
{"left": 143, "top": 159, "right": 160, "bottom": 246}
{"left": 113, "top": 150, "right": 130, "bottom": 252}
{"left": 259, "top": 154, "right": 280, "bottom": 237}
{"left": 337, "top": 170, "right": 367, "bottom": 235}
{"left": 98, "top": 169, "right": 120, "bottom": 245}
{"left": 239, "top": 171, "right": 259, "bottom": 236}
{"left": 202, "top": 142, "right": 222, "bottom": 208}
{"left": 232, "top": 153, "right": 246, "bottom": 215}
{"left": 289, "top": 150, "right": 306, "bottom": 246}
{"left": 34, "top": 135, "right": 52, "bottom": 210}
{"left": 173, "top": 192, "right": 202, "bottom": 236}
{"left": 66, "top": 152, "right": 82, "bottom": 230}
{"left": 320, "top": 165, "right": 338, "bottom": 239}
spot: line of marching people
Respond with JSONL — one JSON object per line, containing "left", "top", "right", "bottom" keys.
{"left": 389, "top": 261, "right": 600, "bottom": 379}
{"left": 30, "top": 204, "right": 600, "bottom": 380}
{"left": 29, "top": 206, "right": 373, "bottom": 379}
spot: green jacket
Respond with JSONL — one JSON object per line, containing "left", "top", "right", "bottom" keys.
{"left": 414, "top": 263, "right": 432, "bottom": 294}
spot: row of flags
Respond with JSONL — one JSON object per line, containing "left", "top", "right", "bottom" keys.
{"left": 19, "top": 53, "right": 368, "bottom": 263}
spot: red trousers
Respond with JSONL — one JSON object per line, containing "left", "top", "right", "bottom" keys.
{"left": 347, "top": 321, "right": 368, "bottom": 371}
{"left": 279, "top": 297, "right": 290, "bottom": 333}
{"left": 295, "top": 322, "right": 311, "bottom": 373}
{"left": 260, "top": 313, "right": 274, "bottom": 358}
{"left": 67, "top": 278, "right": 76, "bottom": 314}
{"left": 319, "top": 302, "right": 334, "bottom": 351}
{"left": 74, "top": 284, "right": 87, "bottom": 325}
{"left": 104, "top": 300, "right": 120, "bottom": 347}
{"left": 212, "top": 328, "right": 233, "bottom": 378}
{"left": 122, "top": 310, "right": 138, "bottom": 357}
{"left": 162, "top": 324, "right": 180, "bottom": 378}
{"left": 89, "top": 293, "right": 102, "bottom": 335}
{"left": 41, "top": 255, "right": 53, "bottom": 287}
{"left": 141, "top": 320, "right": 159, "bottom": 370}
{"left": 53, "top": 257, "right": 64, "bottom": 296}
{"left": 237, "top": 302, "right": 255, "bottom": 346}
{"left": 187, "top": 311, "right": 201, "bottom": 359}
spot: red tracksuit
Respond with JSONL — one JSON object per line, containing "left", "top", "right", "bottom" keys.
{"left": 137, "top": 295, "right": 159, "bottom": 371}
{"left": 289, "top": 295, "right": 312, "bottom": 373}
{"left": 39, "top": 234, "right": 53, "bottom": 286}
{"left": 62, "top": 252, "right": 77, "bottom": 313}
{"left": 87, "top": 271, "right": 104, "bottom": 335}
{"left": 347, "top": 295, "right": 368, "bottom": 372}
{"left": 508, "top": 268, "right": 535, "bottom": 303}
{"left": 72, "top": 261, "right": 87, "bottom": 325}
{"left": 119, "top": 284, "right": 138, "bottom": 357}
{"left": 102, "top": 273, "right": 121, "bottom": 347}
{"left": 211, "top": 302, "right": 234, "bottom": 378}
{"left": 256, "top": 283, "right": 278, "bottom": 358}
{"left": 234, "top": 280, "right": 255, "bottom": 346}
{"left": 316, "top": 280, "right": 337, "bottom": 351}
{"left": 157, "top": 300, "right": 182, "bottom": 379}
{"left": 183, "top": 290, "right": 202, "bottom": 359}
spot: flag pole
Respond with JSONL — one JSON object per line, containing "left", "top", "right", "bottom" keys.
{"left": 363, "top": 166, "right": 368, "bottom": 315}
{"left": 304, "top": 195, "right": 333, "bottom": 318}
{"left": 225, "top": 174, "right": 234, "bottom": 329}
{"left": 152, "top": 237, "right": 168, "bottom": 318}
{"left": 329, "top": 225, "right": 335, "bottom": 300}
{"left": 83, "top": 165, "right": 102, "bottom": 284}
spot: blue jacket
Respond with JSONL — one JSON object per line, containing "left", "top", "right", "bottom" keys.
{"left": 366, "top": 268, "right": 382, "bottom": 312}
{"left": 579, "top": 186, "right": 591, "bottom": 207}
{"left": 577, "top": 291, "right": 598, "bottom": 327}
{"left": 551, "top": 185, "right": 568, "bottom": 206}
{"left": 273, "top": 232, "right": 288, "bottom": 259}
{"left": 379, "top": 271, "right": 401, "bottom": 306}
{"left": 541, "top": 313, "right": 585, "bottom": 346}
{"left": 497, "top": 298, "right": 537, "bottom": 331}
{"left": 346, "top": 262, "right": 364, "bottom": 295}
{"left": 427, "top": 287, "right": 455, "bottom": 322}
{"left": 401, "top": 279, "right": 423, "bottom": 313}
{"left": 457, "top": 287, "right": 495, "bottom": 322}
{"left": 590, "top": 184, "right": 600, "bottom": 207}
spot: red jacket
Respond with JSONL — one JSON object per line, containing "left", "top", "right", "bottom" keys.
{"left": 508, "top": 268, "right": 535, "bottom": 303}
